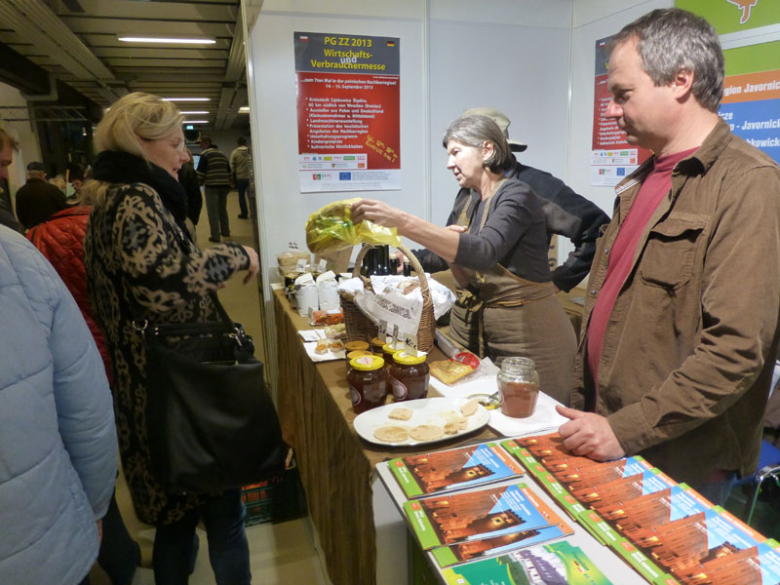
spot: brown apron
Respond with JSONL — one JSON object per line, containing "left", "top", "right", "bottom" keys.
{"left": 448, "top": 181, "right": 577, "bottom": 405}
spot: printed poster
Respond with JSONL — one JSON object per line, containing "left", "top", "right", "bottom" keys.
{"left": 294, "top": 32, "right": 401, "bottom": 192}
{"left": 590, "top": 36, "right": 652, "bottom": 187}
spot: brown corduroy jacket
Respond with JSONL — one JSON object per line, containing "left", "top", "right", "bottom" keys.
{"left": 573, "top": 118, "right": 780, "bottom": 487}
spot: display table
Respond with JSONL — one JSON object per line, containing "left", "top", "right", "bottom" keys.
{"left": 273, "top": 289, "right": 501, "bottom": 585}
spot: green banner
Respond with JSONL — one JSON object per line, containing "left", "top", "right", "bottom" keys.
{"left": 676, "top": 0, "right": 780, "bottom": 34}
{"left": 724, "top": 41, "right": 780, "bottom": 75}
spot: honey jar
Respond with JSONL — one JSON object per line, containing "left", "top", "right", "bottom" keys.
{"left": 348, "top": 355, "right": 388, "bottom": 414}
{"left": 388, "top": 351, "right": 429, "bottom": 401}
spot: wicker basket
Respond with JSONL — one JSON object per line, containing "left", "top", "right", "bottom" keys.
{"left": 339, "top": 243, "right": 435, "bottom": 352}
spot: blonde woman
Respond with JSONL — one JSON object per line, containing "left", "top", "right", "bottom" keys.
{"left": 83, "top": 92, "right": 258, "bottom": 585}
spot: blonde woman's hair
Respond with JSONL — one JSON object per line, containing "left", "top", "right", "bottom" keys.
{"left": 83, "top": 92, "right": 183, "bottom": 206}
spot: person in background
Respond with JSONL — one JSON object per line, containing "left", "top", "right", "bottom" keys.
{"left": 558, "top": 8, "right": 780, "bottom": 506}
{"left": 0, "top": 128, "right": 23, "bottom": 232}
{"left": 14, "top": 161, "right": 69, "bottom": 230}
{"left": 197, "top": 136, "right": 232, "bottom": 242}
{"left": 473, "top": 108, "right": 609, "bottom": 292}
{"left": 67, "top": 162, "right": 86, "bottom": 201}
{"left": 83, "top": 92, "right": 259, "bottom": 585}
{"left": 352, "top": 115, "right": 577, "bottom": 404}
{"left": 230, "top": 136, "right": 252, "bottom": 220}
{"left": 178, "top": 147, "right": 203, "bottom": 230}
{"left": 49, "top": 173, "right": 68, "bottom": 192}
{"left": 0, "top": 225, "right": 118, "bottom": 585}
{"left": 415, "top": 109, "right": 609, "bottom": 293}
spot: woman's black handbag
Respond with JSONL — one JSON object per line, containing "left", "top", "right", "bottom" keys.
{"left": 141, "top": 299, "right": 285, "bottom": 494}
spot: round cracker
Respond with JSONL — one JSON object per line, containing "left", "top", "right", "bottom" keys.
{"left": 373, "top": 426, "right": 409, "bottom": 444}
{"left": 444, "top": 422, "right": 459, "bottom": 435}
{"left": 388, "top": 407, "right": 413, "bottom": 421}
{"left": 460, "top": 399, "right": 479, "bottom": 417}
{"left": 410, "top": 424, "right": 445, "bottom": 441}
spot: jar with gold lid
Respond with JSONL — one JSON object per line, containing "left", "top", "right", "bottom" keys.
{"left": 348, "top": 355, "right": 388, "bottom": 413}
{"left": 388, "top": 351, "right": 429, "bottom": 401}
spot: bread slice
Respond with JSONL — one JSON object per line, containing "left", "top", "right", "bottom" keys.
{"left": 429, "top": 360, "right": 474, "bottom": 386}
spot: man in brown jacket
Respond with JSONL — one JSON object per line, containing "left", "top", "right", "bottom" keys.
{"left": 558, "top": 8, "right": 780, "bottom": 505}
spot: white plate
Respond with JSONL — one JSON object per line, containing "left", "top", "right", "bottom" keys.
{"left": 353, "top": 397, "right": 489, "bottom": 447}
{"left": 303, "top": 340, "right": 345, "bottom": 362}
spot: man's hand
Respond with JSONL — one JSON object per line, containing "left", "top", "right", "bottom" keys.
{"left": 556, "top": 405, "right": 626, "bottom": 461}
{"left": 242, "top": 246, "right": 260, "bottom": 284}
{"left": 445, "top": 224, "right": 467, "bottom": 233}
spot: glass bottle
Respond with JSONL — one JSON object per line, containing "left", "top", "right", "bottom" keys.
{"left": 496, "top": 357, "right": 540, "bottom": 418}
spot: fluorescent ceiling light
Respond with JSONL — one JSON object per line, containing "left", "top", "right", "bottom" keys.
{"left": 163, "top": 97, "right": 210, "bottom": 102}
{"left": 180, "top": 111, "right": 209, "bottom": 115}
{"left": 118, "top": 36, "right": 216, "bottom": 45}
{"left": 183, "top": 120, "right": 209, "bottom": 124}
{"left": 238, "top": 106, "right": 250, "bottom": 113}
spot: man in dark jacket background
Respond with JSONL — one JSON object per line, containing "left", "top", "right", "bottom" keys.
{"left": 197, "top": 136, "right": 232, "bottom": 243}
{"left": 15, "top": 161, "right": 69, "bottom": 230}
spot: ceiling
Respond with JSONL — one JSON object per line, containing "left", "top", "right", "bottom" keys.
{"left": 0, "top": 0, "right": 250, "bottom": 131}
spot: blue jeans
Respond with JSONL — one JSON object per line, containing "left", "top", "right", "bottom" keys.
{"left": 153, "top": 489, "right": 251, "bottom": 585}
{"left": 235, "top": 179, "right": 250, "bottom": 218}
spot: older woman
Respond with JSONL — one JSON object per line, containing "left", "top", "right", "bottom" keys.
{"left": 83, "top": 92, "right": 257, "bottom": 584}
{"left": 352, "top": 115, "right": 576, "bottom": 404}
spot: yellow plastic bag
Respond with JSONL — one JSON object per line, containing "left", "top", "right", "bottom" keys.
{"left": 306, "top": 198, "right": 401, "bottom": 254}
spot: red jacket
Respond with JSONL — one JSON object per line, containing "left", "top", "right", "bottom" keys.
{"left": 27, "top": 206, "right": 112, "bottom": 384}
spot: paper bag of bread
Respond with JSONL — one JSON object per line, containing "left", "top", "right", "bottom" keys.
{"left": 429, "top": 360, "right": 475, "bottom": 386}
{"left": 306, "top": 198, "right": 400, "bottom": 254}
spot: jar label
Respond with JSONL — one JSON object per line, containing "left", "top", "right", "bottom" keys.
{"left": 389, "top": 377, "right": 407, "bottom": 400}
{"left": 349, "top": 384, "right": 361, "bottom": 406}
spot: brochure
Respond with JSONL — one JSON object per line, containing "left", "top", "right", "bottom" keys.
{"left": 501, "top": 439, "right": 604, "bottom": 543}
{"left": 615, "top": 484, "right": 712, "bottom": 536}
{"left": 635, "top": 507, "right": 764, "bottom": 579}
{"left": 546, "top": 456, "right": 651, "bottom": 486}
{"left": 403, "top": 482, "right": 555, "bottom": 550}
{"left": 440, "top": 541, "right": 615, "bottom": 585}
{"left": 388, "top": 442, "right": 524, "bottom": 499}
{"left": 569, "top": 467, "right": 677, "bottom": 506}
{"left": 431, "top": 486, "right": 574, "bottom": 568}
{"left": 678, "top": 538, "right": 780, "bottom": 585}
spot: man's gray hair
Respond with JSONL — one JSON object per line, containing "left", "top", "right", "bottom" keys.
{"left": 442, "top": 115, "right": 512, "bottom": 173}
{"left": 608, "top": 8, "right": 724, "bottom": 112}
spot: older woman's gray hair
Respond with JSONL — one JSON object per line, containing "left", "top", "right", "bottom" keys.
{"left": 442, "top": 115, "right": 513, "bottom": 173}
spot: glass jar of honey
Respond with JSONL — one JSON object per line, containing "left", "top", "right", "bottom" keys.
{"left": 348, "top": 355, "right": 388, "bottom": 413}
{"left": 381, "top": 341, "right": 405, "bottom": 369}
{"left": 496, "top": 357, "right": 540, "bottom": 418}
{"left": 344, "top": 340, "right": 370, "bottom": 354}
{"left": 345, "top": 350, "right": 373, "bottom": 374}
{"left": 370, "top": 337, "right": 387, "bottom": 356}
{"left": 389, "top": 351, "right": 429, "bottom": 401}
